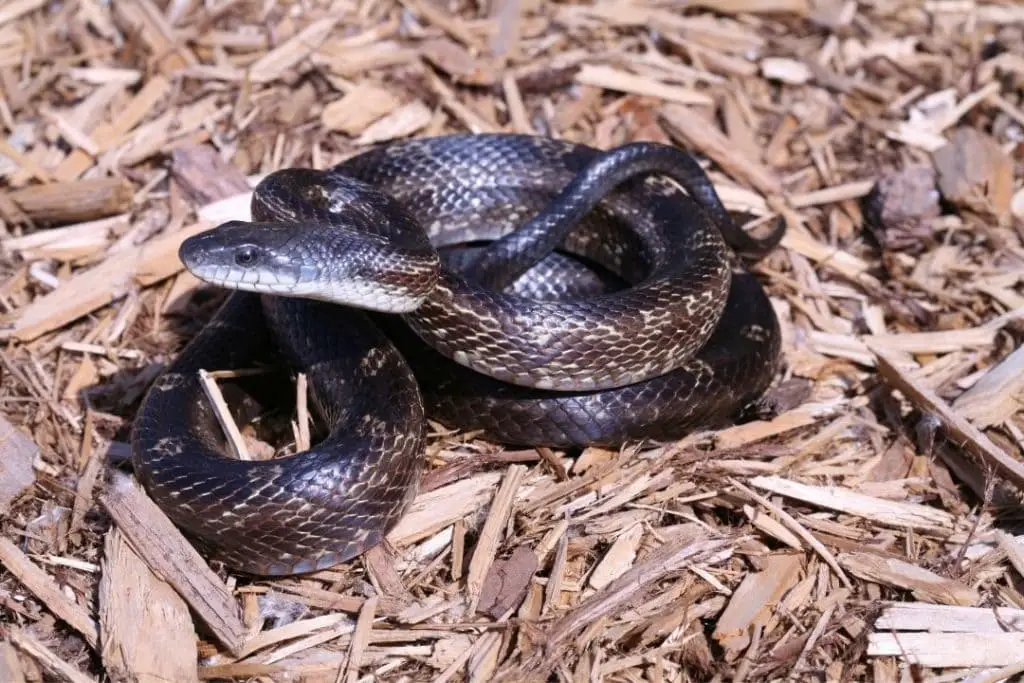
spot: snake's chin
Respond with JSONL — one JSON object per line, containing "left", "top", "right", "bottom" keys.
{"left": 190, "top": 268, "right": 427, "bottom": 314}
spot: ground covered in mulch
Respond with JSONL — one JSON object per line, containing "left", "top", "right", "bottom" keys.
{"left": 1, "top": 0, "right": 1024, "bottom": 681}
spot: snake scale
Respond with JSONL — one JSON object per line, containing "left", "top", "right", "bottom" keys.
{"left": 131, "top": 134, "right": 785, "bottom": 575}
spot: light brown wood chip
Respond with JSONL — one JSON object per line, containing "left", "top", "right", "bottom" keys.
{"left": 99, "top": 528, "right": 199, "bottom": 682}
{"left": 0, "top": 537, "right": 99, "bottom": 648}
{"left": 713, "top": 553, "right": 802, "bottom": 654}
{"left": 839, "top": 552, "right": 979, "bottom": 606}
{"left": 6, "top": 628, "right": 94, "bottom": 683}
{"left": 660, "top": 103, "right": 782, "bottom": 196}
{"left": 1, "top": 219, "right": 213, "bottom": 342}
{"left": 871, "top": 346, "right": 1024, "bottom": 491}
{"left": 100, "top": 473, "right": 246, "bottom": 655}
{"left": 952, "top": 345, "right": 1024, "bottom": 429}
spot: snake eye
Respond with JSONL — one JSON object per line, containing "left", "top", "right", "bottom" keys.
{"left": 234, "top": 247, "right": 258, "bottom": 267}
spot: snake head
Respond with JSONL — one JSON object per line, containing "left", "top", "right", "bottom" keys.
{"left": 179, "top": 215, "right": 439, "bottom": 314}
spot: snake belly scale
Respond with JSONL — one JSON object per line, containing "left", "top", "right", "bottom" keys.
{"left": 131, "top": 134, "right": 785, "bottom": 575}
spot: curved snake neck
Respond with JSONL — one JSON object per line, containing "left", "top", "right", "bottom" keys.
{"left": 133, "top": 133, "right": 785, "bottom": 575}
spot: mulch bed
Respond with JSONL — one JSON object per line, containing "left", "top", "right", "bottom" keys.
{"left": 1, "top": 0, "right": 1024, "bottom": 680}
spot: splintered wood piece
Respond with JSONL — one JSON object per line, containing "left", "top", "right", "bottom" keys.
{"left": 951, "top": 345, "right": 1024, "bottom": 429}
{"left": 170, "top": 145, "right": 251, "bottom": 206}
{"left": 467, "top": 465, "right": 527, "bottom": 612}
{"left": 5, "top": 628, "right": 95, "bottom": 683}
{"left": 749, "top": 475, "right": 956, "bottom": 532}
{"left": 0, "top": 415, "right": 37, "bottom": 514}
{"left": 0, "top": 537, "right": 99, "bottom": 648}
{"left": 839, "top": 552, "right": 979, "bottom": 606}
{"left": 237, "top": 613, "right": 351, "bottom": 659}
{"left": 387, "top": 471, "right": 502, "bottom": 547}
{"left": 712, "top": 553, "right": 802, "bottom": 654}
{"left": 248, "top": 17, "right": 340, "bottom": 83}
{"left": 421, "top": 38, "right": 499, "bottom": 86}
{"left": 3, "top": 214, "right": 132, "bottom": 262}
{"left": 576, "top": 64, "right": 714, "bottom": 106}
{"left": 932, "top": 126, "right": 1014, "bottom": 219}
{"left": 198, "top": 370, "right": 251, "bottom": 460}
{"left": 321, "top": 83, "right": 401, "bottom": 135}
{"left": 343, "top": 595, "right": 378, "bottom": 683}
{"left": 493, "top": 536, "right": 734, "bottom": 681}
{"left": 871, "top": 347, "right": 1024, "bottom": 491}
{"left": 588, "top": 523, "right": 644, "bottom": 590}
{"left": 713, "top": 400, "right": 839, "bottom": 450}
{"left": 0, "top": 640, "right": 26, "bottom": 683}
{"left": 867, "top": 633, "right": 1024, "bottom": 668}
{"left": 99, "top": 473, "right": 246, "bottom": 655}
{"left": 69, "top": 411, "right": 103, "bottom": 537}
{"left": 355, "top": 100, "right": 433, "bottom": 145}
{"left": 99, "top": 528, "right": 199, "bottom": 682}
{"left": 0, "top": 0, "right": 46, "bottom": 27}
{"left": 7, "top": 177, "right": 133, "bottom": 224}
{"left": 2, "top": 219, "right": 213, "bottom": 342}
{"left": 660, "top": 103, "right": 782, "bottom": 196}
{"left": 875, "top": 602, "right": 1024, "bottom": 632}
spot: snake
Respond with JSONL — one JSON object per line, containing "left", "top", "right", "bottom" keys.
{"left": 130, "top": 134, "right": 785, "bottom": 575}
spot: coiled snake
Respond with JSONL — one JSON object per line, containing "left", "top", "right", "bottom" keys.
{"left": 131, "top": 134, "right": 784, "bottom": 575}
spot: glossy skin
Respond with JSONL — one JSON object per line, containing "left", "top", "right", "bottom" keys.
{"left": 133, "top": 134, "right": 784, "bottom": 575}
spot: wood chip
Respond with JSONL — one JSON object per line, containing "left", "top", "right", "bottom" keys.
{"left": 467, "top": 465, "right": 527, "bottom": 612}
{"left": 321, "top": 84, "right": 402, "bottom": 135}
{"left": 476, "top": 545, "right": 538, "bottom": 619}
{"left": 576, "top": 64, "right": 714, "bottom": 106}
{"left": 712, "top": 553, "right": 802, "bottom": 654}
{"left": 952, "top": 346, "right": 1024, "bottom": 429}
{"left": 588, "top": 523, "right": 644, "bottom": 590}
{"left": 0, "top": 537, "right": 99, "bottom": 648}
{"left": 6, "top": 628, "right": 94, "bottom": 683}
{"left": 99, "top": 474, "right": 246, "bottom": 655}
{"left": 871, "top": 347, "right": 1024, "bottom": 491}
{"left": 841, "top": 552, "right": 979, "bottom": 606}
{"left": 932, "top": 126, "right": 1015, "bottom": 219}
{"left": 7, "top": 177, "right": 133, "bottom": 224}
{"left": 356, "top": 100, "right": 433, "bottom": 146}
{"left": 99, "top": 528, "right": 198, "bottom": 682}
{"left": 248, "top": 17, "right": 341, "bottom": 83}
{"left": 661, "top": 103, "right": 782, "bottom": 196}
{"left": 343, "top": 596, "right": 377, "bottom": 683}
{"left": 0, "top": 415, "right": 36, "bottom": 514}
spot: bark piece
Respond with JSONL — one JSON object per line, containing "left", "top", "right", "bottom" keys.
{"left": 8, "top": 177, "right": 133, "bottom": 225}
{"left": 862, "top": 164, "right": 941, "bottom": 251}
{"left": 477, "top": 545, "right": 538, "bottom": 619}
{"left": 0, "top": 415, "right": 37, "bottom": 514}
{"left": 170, "top": 145, "right": 251, "bottom": 207}
{"left": 932, "top": 126, "right": 1014, "bottom": 219}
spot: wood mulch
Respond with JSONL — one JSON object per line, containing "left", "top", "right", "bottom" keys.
{"left": 1, "top": 0, "right": 1024, "bottom": 681}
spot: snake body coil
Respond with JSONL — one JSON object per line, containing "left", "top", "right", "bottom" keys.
{"left": 132, "top": 134, "right": 784, "bottom": 574}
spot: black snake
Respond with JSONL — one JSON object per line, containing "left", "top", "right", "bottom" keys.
{"left": 131, "top": 134, "right": 784, "bottom": 575}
